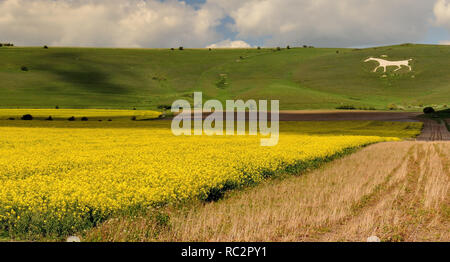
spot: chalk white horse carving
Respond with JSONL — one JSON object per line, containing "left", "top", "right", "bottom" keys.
{"left": 364, "top": 57, "right": 412, "bottom": 72}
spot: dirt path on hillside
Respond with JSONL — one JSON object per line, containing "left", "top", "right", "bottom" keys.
{"left": 416, "top": 119, "right": 450, "bottom": 141}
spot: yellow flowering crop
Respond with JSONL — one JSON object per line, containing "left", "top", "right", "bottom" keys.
{"left": 0, "top": 109, "right": 161, "bottom": 120}
{"left": 0, "top": 120, "right": 420, "bottom": 237}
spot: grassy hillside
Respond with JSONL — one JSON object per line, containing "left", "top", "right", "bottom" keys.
{"left": 0, "top": 44, "right": 449, "bottom": 110}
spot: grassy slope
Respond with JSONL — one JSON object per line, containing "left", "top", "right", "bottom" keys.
{"left": 0, "top": 44, "right": 449, "bottom": 110}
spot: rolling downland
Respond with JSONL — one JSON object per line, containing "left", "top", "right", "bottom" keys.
{"left": 1, "top": 44, "right": 449, "bottom": 110}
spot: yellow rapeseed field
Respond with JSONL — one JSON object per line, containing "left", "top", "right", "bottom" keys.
{"left": 0, "top": 119, "right": 422, "bottom": 237}
{"left": 0, "top": 109, "right": 162, "bottom": 120}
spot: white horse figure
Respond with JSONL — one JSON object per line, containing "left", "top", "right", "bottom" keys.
{"left": 364, "top": 57, "right": 412, "bottom": 72}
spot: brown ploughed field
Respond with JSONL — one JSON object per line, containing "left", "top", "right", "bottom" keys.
{"left": 416, "top": 119, "right": 450, "bottom": 141}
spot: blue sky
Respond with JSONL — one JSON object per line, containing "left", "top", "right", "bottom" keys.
{"left": 423, "top": 27, "right": 450, "bottom": 45}
{"left": 182, "top": 0, "right": 206, "bottom": 6}
{"left": 1, "top": 0, "right": 450, "bottom": 48}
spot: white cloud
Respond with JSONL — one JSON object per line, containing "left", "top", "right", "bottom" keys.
{"left": 0, "top": 0, "right": 446, "bottom": 48}
{"left": 434, "top": 0, "right": 450, "bottom": 28}
{"left": 206, "top": 39, "right": 251, "bottom": 48}
{"left": 210, "top": 0, "right": 435, "bottom": 47}
{"left": 0, "top": 0, "right": 224, "bottom": 47}
{"left": 439, "top": 40, "right": 450, "bottom": 44}
{"left": 209, "top": 0, "right": 448, "bottom": 48}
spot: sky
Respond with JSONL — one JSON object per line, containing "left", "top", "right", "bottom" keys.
{"left": 1, "top": 0, "right": 450, "bottom": 48}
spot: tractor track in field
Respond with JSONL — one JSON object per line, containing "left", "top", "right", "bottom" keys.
{"left": 416, "top": 119, "right": 450, "bottom": 141}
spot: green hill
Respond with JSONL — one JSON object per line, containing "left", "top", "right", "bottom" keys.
{"left": 0, "top": 44, "right": 449, "bottom": 110}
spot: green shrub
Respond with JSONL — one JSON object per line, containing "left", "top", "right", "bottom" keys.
{"left": 423, "top": 107, "right": 435, "bottom": 114}
{"left": 387, "top": 104, "right": 398, "bottom": 110}
{"left": 157, "top": 105, "right": 172, "bottom": 110}
{"left": 215, "top": 74, "right": 228, "bottom": 89}
{"left": 357, "top": 107, "right": 377, "bottom": 110}
{"left": 336, "top": 105, "right": 356, "bottom": 110}
{"left": 21, "top": 114, "right": 33, "bottom": 120}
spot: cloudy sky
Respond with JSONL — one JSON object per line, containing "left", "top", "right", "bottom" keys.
{"left": 1, "top": 0, "right": 450, "bottom": 48}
